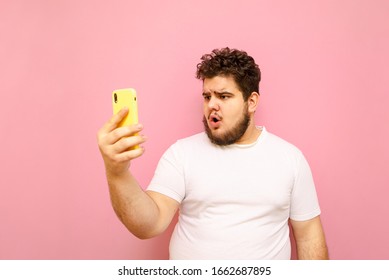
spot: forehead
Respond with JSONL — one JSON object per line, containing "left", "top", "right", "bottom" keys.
{"left": 203, "top": 75, "right": 241, "bottom": 93}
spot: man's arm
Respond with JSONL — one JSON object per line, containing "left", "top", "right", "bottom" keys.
{"left": 290, "top": 216, "right": 329, "bottom": 259}
{"left": 97, "top": 108, "right": 179, "bottom": 239}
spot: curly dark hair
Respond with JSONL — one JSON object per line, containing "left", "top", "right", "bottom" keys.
{"left": 196, "top": 47, "right": 261, "bottom": 101}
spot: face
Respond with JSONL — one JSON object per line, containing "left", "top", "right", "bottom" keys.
{"left": 202, "top": 75, "right": 251, "bottom": 146}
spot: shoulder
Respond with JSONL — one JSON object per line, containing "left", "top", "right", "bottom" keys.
{"left": 162, "top": 132, "right": 210, "bottom": 159}
{"left": 174, "top": 132, "right": 210, "bottom": 149}
{"left": 261, "top": 128, "right": 313, "bottom": 181}
{"left": 260, "top": 128, "right": 306, "bottom": 169}
{"left": 263, "top": 128, "right": 302, "bottom": 154}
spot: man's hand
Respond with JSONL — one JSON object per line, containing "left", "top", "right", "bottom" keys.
{"left": 97, "top": 107, "right": 147, "bottom": 176}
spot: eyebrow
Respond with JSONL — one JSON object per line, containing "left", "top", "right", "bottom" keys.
{"left": 202, "top": 90, "right": 234, "bottom": 96}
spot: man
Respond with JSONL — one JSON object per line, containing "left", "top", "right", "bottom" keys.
{"left": 97, "top": 47, "right": 328, "bottom": 259}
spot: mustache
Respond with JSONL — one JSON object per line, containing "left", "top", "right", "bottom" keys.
{"left": 208, "top": 112, "right": 222, "bottom": 121}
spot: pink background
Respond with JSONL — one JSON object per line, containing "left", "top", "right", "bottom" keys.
{"left": 1, "top": 0, "right": 388, "bottom": 259}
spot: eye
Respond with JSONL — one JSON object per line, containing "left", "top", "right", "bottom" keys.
{"left": 220, "top": 95, "right": 229, "bottom": 100}
{"left": 202, "top": 94, "right": 211, "bottom": 100}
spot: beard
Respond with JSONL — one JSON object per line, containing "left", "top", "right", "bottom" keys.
{"left": 203, "top": 109, "right": 251, "bottom": 146}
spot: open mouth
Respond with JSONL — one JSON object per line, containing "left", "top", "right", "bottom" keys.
{"left": 209, "top": 113, "right": 221, "bottom": 128}
{"left": 209, "top": 113, "right": 221, "bottom": 121}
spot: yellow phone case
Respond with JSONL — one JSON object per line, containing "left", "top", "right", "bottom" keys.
{"left": 112, "top": 88, "right": 139, "bottom": 149}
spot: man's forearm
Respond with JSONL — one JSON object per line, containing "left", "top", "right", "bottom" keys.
{"left": 296, "top": 238, "right": 329, "bottom": 260}
{"left": 107, "top": 170, "right": 160, "bottom": 239}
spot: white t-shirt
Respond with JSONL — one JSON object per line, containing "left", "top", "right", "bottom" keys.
{"left": 147, "top": 127, "right": 321, "bottom": 259}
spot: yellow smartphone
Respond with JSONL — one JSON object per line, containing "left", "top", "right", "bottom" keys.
{"left": 112, "top": 88, "right": 139, "bottom": 149}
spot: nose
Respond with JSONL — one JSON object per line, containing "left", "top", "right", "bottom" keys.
{"left": 208, "top": 96, "right": 220, "bottom": 111}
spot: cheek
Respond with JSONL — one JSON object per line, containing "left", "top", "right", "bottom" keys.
{"left": 203, "top": 103, "right": 209, "bottom": 115}
{"left": 228, "top": 105, "right": 244, "bottom": 118}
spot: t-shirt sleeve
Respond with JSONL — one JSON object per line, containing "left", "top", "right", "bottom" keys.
{"left": 146, "top": 143, "right": 185, "bottom": 203}
{"left": 289, "top": 153, "right": 321, "bottom": 221}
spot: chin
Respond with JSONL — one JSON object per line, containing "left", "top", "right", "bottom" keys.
{"left": 202, "top": 114, "right": 250, "bottom": 146}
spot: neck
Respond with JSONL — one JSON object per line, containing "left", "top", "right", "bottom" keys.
{"left": 236, "top": 121, "right": 261, "bottom": 145}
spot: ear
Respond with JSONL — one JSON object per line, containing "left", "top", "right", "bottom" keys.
{"left": 247, "top": 92, "right": 260, "bottom": 113}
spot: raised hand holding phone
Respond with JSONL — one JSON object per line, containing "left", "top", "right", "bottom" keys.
{"left": 97, "top": 88, "right": 146, "bottom": 177}
{"left": 112, "top": 88, "right": 140, "bottom": 150}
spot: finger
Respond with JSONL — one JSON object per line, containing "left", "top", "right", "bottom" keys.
{"left": 112, "top": 134, "right": 147, "bottom": 153}
{"left": 115, "top": 145, "right": 146, "bottom": 162}
{"left": 102, "top": 107, "right": 129, "bottom": 133}
{"left": 106, "top": 124, "right": 144, "bottom": 146}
